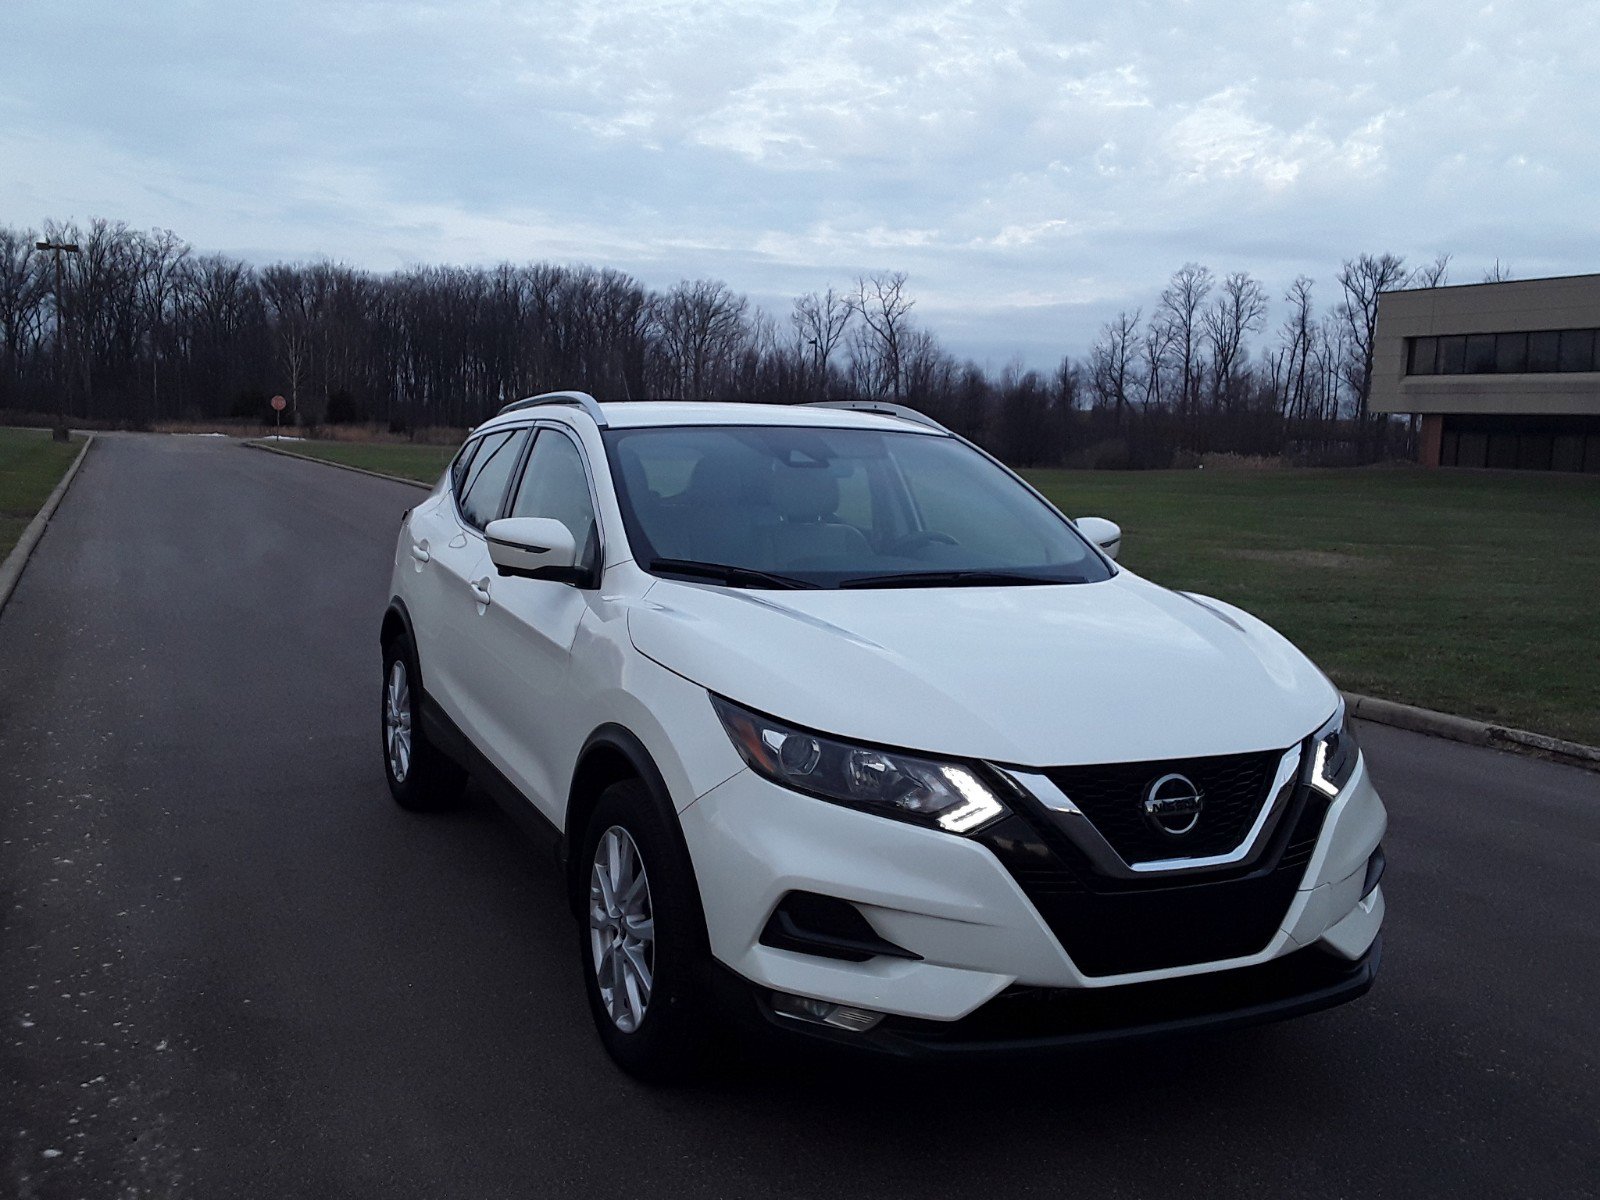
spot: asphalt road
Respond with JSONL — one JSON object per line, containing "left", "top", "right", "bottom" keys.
{"left": 2, "top": 433, "right": 1597, "bottom": 1199}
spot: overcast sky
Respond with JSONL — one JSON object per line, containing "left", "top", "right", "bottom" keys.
{"left": 5, "top": 0, "right": 1598, "bottom": 368}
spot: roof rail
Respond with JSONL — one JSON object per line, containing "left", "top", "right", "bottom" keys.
{"left": 497, "top": 390, "right": 608, "bottom": 428}
{"left": 802, "top": 400, "right": 949, "bottom": 434}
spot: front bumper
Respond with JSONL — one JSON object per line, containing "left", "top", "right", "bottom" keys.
{"left": 678, "top": 753, "right": 1386, "bottom": 1026}
{"left": 712, "top": 936, "right": 1381, "bottom": 1059}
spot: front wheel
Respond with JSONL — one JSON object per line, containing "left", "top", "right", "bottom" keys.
{"left": 578, "top": 780, "right": 711, "bottom": 1082}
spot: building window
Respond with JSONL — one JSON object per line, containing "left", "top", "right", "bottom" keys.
{"left": 1495, "top": 332, "right": 1528, "bottom": 373}
{"left": 1558, "top": 328, "right": 1596, "bottom": 373}
{"left": 1465, "top": 334, "right": 1497, "bottom": 373}
{"left": 1406, "top": 327, "right": 1600, "bottom": 375}
{"left": 1437, "top": 414, "right": 1600, "bottom": 473}
{"left": 1527, "top": 331, "right": 1560, "bottom": 372}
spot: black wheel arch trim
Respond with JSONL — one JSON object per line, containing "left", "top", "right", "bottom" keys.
{"left": 381, "top": 598, "right": 418, "bottom": 679}
{"left": 567, "top": 724, "right": 710, "bottom": 943}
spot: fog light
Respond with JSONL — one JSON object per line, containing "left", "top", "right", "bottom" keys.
{"left": 771, "top": 990, "right": 885, "bottom": 1032}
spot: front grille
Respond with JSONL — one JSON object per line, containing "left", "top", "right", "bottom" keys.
{"left": 973, "top": 772, "right": 1332, "bottom": 977}
{"left": 1043, "top": 748, "right": 1281, "bottom": 864}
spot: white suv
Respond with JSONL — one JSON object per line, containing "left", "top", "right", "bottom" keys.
{"left": 381, "top": 392, "right": 1385, "bottom": 1079}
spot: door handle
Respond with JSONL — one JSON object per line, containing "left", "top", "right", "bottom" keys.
{"left": 410, "top": 542, "right": 430, "bottom": 563}
{"left": 468, "top": 578, "right": 492, "bottom": 606}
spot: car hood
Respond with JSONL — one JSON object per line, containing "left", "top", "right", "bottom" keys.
{"left": 627, "top": 572, "right": 1339, "bottom": 767}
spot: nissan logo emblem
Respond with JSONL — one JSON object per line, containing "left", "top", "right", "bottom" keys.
{"left": 1142, "top": 773, "right": 1204, "bottom": 836}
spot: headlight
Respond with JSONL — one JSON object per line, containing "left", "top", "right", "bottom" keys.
{"left": 710, "top": 696, "right": 1009, "bottom": 834}
{"left": 1309, "top": 700, "right": 1362, "bottom": 797}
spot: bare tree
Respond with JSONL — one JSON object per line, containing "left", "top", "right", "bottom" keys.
{"left": 1157, "top": 263, "right": 1214, "bottom": 418}
{"left": 134, "top": 228, "right": 191, "bottom": 419}
{"left": 0, "top": 209, "right": 1460, "bottom": 469}
{"left": 1409, "top": 254, "right": 1451, "bottom": 289}
{"left": 1203, "top": 271, "right": 1267, "bottom": 412}
{"left": 995, "top": 364, "right": 1058, "bottom": 467}
{"left": 900, "top": 327, "right": 954, "bottom": 410}
{"left": 0, "top": 227, "right": 47, "bottom": 406}
{"left": 259, "top": 264, "right": 315, "bottom": 419}
{"left": 847, "top": 272, "right": 915, "bottom": 401}
{"left": 1277, "top": 276, "right": 1317, "bottom": 420}
{"left": 1335, "top": 252, "right": 1408, "bottom": 422}
{"left": 1481, "top": 258, "right": 1513, "bottom": 283}
{"left": 791, "top": 286, "right": 852, "bottom": 397}
{"left": 179, "top": 253, "right": 261, "bottom": 418}
{"left": 653, "top": 279, "right": 748, "bottom": 400}
{"left": 1140, "top": 317, "right": 1176, "bottom": 411}
{"left": 1313, "top": 316, "right": 1351, "bottom": 420}
{"left": 45, "top": 218, "right": 142, "bottom": 419}
{"left": 1088, "top": 308, "right": 1140, "bottom": 426}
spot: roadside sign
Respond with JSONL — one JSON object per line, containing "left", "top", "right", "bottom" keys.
{"left": 271, "top": 396, "right": 286, "bottom": 411}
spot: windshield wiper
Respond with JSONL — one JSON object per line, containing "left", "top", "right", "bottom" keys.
{"left": 646, "top": 558, "right": 819, "bottom": 590}
{"left": 837, "top": 569, "right": 1082, "bottom": 589}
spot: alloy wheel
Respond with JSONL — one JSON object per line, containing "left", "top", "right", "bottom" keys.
{"left": 385, "top": 659, "right": 412, "bottom": 782}
{"left": 589, "top": 826, "right": 655, "bottom": 1032}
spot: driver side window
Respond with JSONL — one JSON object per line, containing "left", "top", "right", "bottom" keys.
{"left": 509, "top": 429, "right": 601, "bottom": 573}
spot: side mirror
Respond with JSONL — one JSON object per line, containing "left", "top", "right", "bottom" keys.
{"left": 485, "top": 517, "right": 580, "bottom": 581}
{"left": 1075, "top": 516, "right": 1122, "bottom": 561}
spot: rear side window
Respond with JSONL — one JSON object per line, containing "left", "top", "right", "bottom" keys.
{"left": 458, "top": 429, "right": 529, "bottom": 530}
{"left": 450, "top": 438, "right": 480, "bottom": 496}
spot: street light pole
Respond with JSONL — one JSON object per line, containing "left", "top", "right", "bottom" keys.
{"left": 36, "top": 240, "right": 81, "bottom": 442}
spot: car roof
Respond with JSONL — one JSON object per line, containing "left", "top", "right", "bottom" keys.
{"left": 473, "top": 400, "right": 944, "bottom": 437}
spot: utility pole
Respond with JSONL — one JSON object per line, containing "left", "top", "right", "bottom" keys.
{"left": 36, "top": 239, "right": 81, "bottom": 442}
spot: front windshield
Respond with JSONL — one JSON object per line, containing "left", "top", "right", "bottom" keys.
{"left": 603, "top": 424, "right": 1113, "bottom": 588}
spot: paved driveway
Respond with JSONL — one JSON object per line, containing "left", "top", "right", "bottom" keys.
{"left": 2, "top": 434, "right": 1595, "bottom": 1198}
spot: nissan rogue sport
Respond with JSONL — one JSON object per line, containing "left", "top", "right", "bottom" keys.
{"left": 380, "top": 391, "right": 1386, "bottom": 1080}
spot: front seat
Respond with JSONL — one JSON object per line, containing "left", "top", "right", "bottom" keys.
{"left": 764, "top": 467, "right": 871, "bottom": 568}
{"left": 665, "top": 446, "right": 775, "bottom": 563}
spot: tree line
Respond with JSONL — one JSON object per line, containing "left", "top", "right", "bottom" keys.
{"left": 0, "top": 216, "right": 1453, "bottom": 465}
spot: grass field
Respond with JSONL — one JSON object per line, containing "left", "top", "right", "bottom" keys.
{"left": 0, "top": 428, "right": 84, "bottom": 561}
{"left": 260, "top": 436, "right": 1600, "bottom": 744}
{"left": 1027, "top": 467, "right": 1600, "bottom": 745}
{"left": 260, "top": 438, "right": 456, "bottom": 483}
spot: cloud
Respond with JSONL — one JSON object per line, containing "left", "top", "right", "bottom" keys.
{"left": 2, "top": 0, "right": 1597, "bottom": 368}
{"left": 1159, "top": 88, "right": 1389, "bottom": 190}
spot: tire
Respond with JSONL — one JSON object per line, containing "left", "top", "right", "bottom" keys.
{"left": 578, "top": 779, "right": 712, "bottom": 1083}
{"left": 381, "top": 633, "right": 466, "bottom": 811}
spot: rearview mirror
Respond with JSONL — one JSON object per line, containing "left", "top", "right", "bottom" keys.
{"left": 1075, "top": 516, "right": 1122, "bottom": 561}
{"left": 485, "top": 517, "right": 579, "bottom": 581}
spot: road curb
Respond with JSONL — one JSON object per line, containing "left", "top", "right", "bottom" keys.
{"left": 241, "top": 439, "right": 432, "bottom": 490}
{"left": 0, "top": 434, "right": 96, "bottom": 618}
{"left": 1345, "top": 691, "right": 1600, "bottom": 772}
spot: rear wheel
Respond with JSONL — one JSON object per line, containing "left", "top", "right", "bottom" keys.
{"left": 578, "top": 780, "right": 711, "bottom": 1082}
{"left": 381, "top": 634, "right": 465, "bottom": 811}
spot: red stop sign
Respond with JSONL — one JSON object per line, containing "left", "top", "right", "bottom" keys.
{"left": 270, "top": 396, "right": 287, "bottom": 412}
